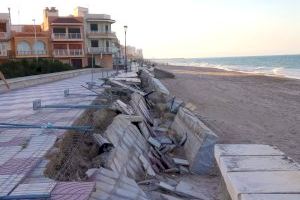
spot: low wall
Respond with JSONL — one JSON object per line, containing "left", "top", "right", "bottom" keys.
{"left": 0, "top": 68, "right": 110, "bottom": 93}
{"left": 215, "top": 144, "right": 300, "bottom": 200}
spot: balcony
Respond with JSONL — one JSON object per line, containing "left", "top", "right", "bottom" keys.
{"left": 87, "top": 47, "right": 117, "bottom": 54}
{"left": 0, "top": 32, "right": 9, "bottom": 40}
{"left": 51, "top": 33, "right": 82, "bottom": 41}
{"left": 86, "top": 31, "right": 116, "bottom": 39}
{"left": 16, "top": 50, "right": 48, "bottom": 57}
{"left": 53, "top": 49, "right": 84, "bottom": 57}
{"left": 0, "top": 50, "right": 7, "bottom": 57}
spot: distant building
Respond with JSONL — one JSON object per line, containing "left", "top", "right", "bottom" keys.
{"left": 0, "top": 13, "right": 11, "bottom": 63}
{"left": 0, "top": 7, "right": 122, "bottom": 68}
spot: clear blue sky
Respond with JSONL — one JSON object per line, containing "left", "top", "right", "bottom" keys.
{"left": 1, "top": 0, "right": 299, "bottom": 58}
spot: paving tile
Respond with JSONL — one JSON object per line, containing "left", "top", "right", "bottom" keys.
{"left": 51, "top": 182, "right": 95, "bottom": 195}
{"left": 0, "top": 157, "right": 41, "bottom": 175}
{"left": 0, "top": 146, "right": 22, "bottom": 165}
{"left": 0, "top": 174, "right": 24, "bottom": 197}
{"left": 9, "top": 182, "right": 56, "bottom": 198}
{"left": 241, "top": 194, "right": 300, "bottom": 200}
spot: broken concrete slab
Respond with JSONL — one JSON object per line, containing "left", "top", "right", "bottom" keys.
{"left": 153, "top": 68, "right": 175, "bottom": 79}
{"left": 90, "top": 167, "right": 149, "bottom": 200}
{"left": 140, "top": 69, "right": 170, "bottom": 96}
{"left": 175, "top": 181, "right": 211, "bottom": 199}
{"left": 171, "top": 107, "right": 218, "bottom": 175}
{"left": 130, "top": 93, "right": 154, "bottom": 125}
{"left": 111, "top": 100, "right": 135, "bottom": 115}
{"left": 173, "top": 158, "right": 189, "bottom": 166}
{"left": 104, "top": 115, "right": 150, "bottom": 180}
{"left": 108, "top": 79, "right": 146, "bottom": 96}
{"left": 241, "top": 194, "right": 300, "bottom": 200}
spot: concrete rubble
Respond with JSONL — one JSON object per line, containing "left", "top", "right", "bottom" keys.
{"left": 0, "top": 66, "right": 299, "bottom": 200}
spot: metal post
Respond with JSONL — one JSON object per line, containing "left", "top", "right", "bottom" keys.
{"left": 91, "top": 53, "right": 94, "bottom": 83}
{"left": 32, "top": 19, "right": 38, "bottom": 64}
{"left": 124, "top": 25, "right": 128, "bottom": 73}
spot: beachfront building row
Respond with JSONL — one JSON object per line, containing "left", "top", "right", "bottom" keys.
{"left": 0, "top": 7, "right": 142, "bottom": 68}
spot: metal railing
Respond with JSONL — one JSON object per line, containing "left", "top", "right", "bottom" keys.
{"left": 52, "top": 33, "right": 82, "bottom": 40}
{"left": 0, "top": 32, "right": 9, "bottom": 39}
{"left": 53, "top": 49, "right": 84, "bottom": 57}
{"left": 86, "top": 31, "right": 116, "bottom": 38}
{"left": 17, "top": 50, "right": 48, "bottom": 56}
{"left": 0, "top": 50, "right": 7, "bottom": 56}
{"left": 87, "top": 47, "right": 115, "bottom": 54}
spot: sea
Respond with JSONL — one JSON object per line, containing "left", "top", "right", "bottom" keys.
{"left": 154, "top": 55, "right": 300, "bottom": 79}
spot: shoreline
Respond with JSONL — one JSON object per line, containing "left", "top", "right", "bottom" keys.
{"left": 157, "top": 62, "right": 300, "bottom": 80}
{"left": 158, "top": 64, "right": 300, "bottom": 163}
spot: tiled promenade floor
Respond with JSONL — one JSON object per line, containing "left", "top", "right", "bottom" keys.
{"left": 0, "top": 72, "right": 108, "bottom": 199}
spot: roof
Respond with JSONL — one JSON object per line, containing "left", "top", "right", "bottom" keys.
{"left": 51, "top": 17, "right": 82, "bottom": 24}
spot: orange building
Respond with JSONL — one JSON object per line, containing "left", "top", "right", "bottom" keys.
{"left": 0, "top": 7, "right": 126, "bottom": 68}
{"left": 11, "top": 25, "right": 50, "bottom": 59}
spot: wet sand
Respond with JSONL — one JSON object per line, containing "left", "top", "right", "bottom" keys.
{"left": 159, "top": 65, "right": 300, "bottom": 162}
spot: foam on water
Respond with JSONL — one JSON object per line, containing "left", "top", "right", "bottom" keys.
{"left": 155, "top": 55, "right": 300, "bottom": 80}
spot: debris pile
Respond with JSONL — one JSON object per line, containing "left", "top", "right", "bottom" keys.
{"left": 44, "top": 67, "right": 219, "bottom": 199}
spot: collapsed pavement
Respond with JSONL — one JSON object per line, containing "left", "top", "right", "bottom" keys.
{"left": 41, "top": 67, "right": 220, "bottom": 200}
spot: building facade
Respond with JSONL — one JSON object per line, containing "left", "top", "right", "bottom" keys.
{"left": 0, "top": 7, "right": 132, "bottom": 68}
{"left": 0, "top": 13, "right": 11, "bottom": 63}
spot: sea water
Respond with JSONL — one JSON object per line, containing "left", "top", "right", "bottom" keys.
{"left": 155, "top": 55, "right": 300, "bottom": 79}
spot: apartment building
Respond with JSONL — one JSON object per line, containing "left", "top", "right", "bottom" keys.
{"left": 73, "top": 7, "right": 118, "bottom": 68}
{"left": 0, "top": 13, "right": 11, "bottom": 63}
{"left": 0, "top": 7, "right": 142, "bottom": 68}
{"left": 42, "top": 7, "right": 86, "bottom": 68}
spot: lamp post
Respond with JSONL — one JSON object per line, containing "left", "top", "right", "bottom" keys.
{"left": 32, "top": 19, "right": 38, "bottom": 64}
{"left": 124, "top": 25, "right": 128, "bottom": 73}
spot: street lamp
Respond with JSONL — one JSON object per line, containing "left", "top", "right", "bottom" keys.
{"left": 124, "top": 25, "right": 128, "bottom": 72}
{"left": 32, "top": 19, "right": 38, "bottom": 64}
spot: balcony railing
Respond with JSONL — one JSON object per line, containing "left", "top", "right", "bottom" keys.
{"left": 88, "top": 47, "right": 117, "bottom": 54}
{"left": 0, "top": 50, "right": 7, "bottom": 56}
{"left": 53, "top": 49, "right": 84, "bottom": 57}
{"left": 16, "top": 50, "right": 48, "bottom": 56}
{"left": 0, "top": 32, "right": 9, "bottom": 39}
{"left": 51, "top": 33, "right": 82, "bottom": 40}
{"left": 86, "top": 31, "right": 116, "bottom": 39}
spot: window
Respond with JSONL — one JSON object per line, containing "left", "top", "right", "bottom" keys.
{"left": 0, "top": 23, "right": 7, "bottom": 32}
{"left": 53, "top": 28, "right": 66, "bottom": 33}
{"left": 17, "top": 41, "right": 31, "bottom": 52}
{"left": 68, "top": 28, "right": 80, "bottom": 33}
{"left": 90, "top": 24, "right": 98, "bottom": 32}
{"left": 106, "top": 41, "right": 110, "bottom": 48}
{"left": 91, "top": 40, "right": 99, "bottom": 48}
{"left": 33, "top": 41, "right": 46, "bottom": 54}
{"left": 105, "top": 25, "right": 109, "bottom": 32}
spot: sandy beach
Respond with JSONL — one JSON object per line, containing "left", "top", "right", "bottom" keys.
{"left": 159, "top": 65, "right": 300, "bottom": 162}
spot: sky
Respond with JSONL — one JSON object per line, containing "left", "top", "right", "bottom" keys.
{"left": 1, "top": 0, "right": 299, "bottom": 58}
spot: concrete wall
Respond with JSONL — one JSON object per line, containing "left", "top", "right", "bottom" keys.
{"left": 171, "top": 107, "right": 218, "bottom": 175}
{"left": 0, "top": 68, "right": 109, "bottom": 93}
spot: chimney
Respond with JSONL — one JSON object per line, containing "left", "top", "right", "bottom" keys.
{"left": 73, "top": 7, "right": 88, "bottom": 17}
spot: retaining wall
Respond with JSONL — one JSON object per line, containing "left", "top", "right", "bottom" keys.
{"left": 0, "top": 68, "right": 109, "bottom": 93}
